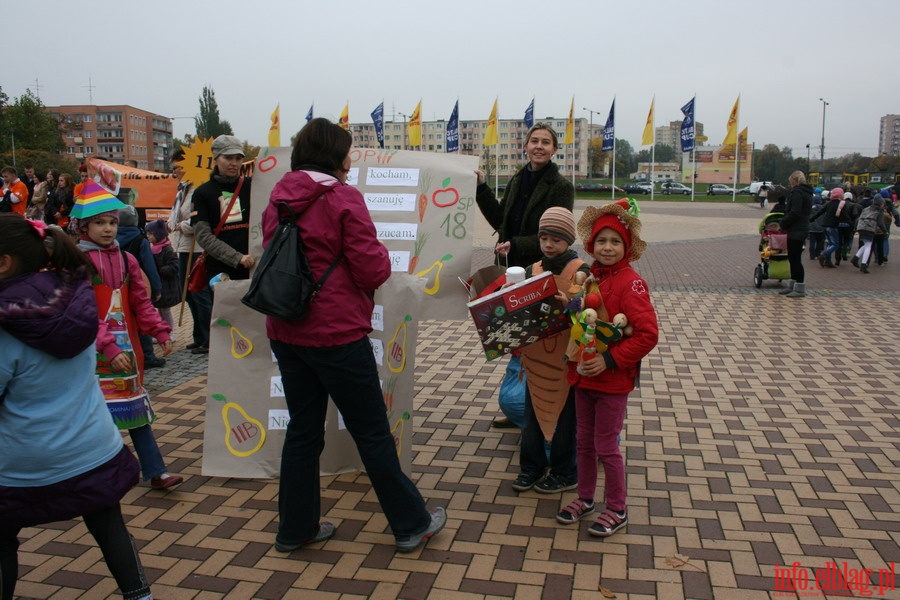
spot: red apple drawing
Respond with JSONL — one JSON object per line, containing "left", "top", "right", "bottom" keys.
{"left": 257, "top": 155, "right": 277, "bottom": 173}
{"left": 432, "top": 177, "right": 460, "bottom": 208}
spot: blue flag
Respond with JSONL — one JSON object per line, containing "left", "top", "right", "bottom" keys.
{"left": 680, "top": 97, "right": 695, "bottom": 153}
{"left": 601, "top": 99, "right": 615, "bottom": 152}
{"left": 305, "top": 104, "right": 314, "bottom": 122}
{"left": 371, "top": 102, "right": 385, "bottom": 148}
{"left": 446, "top": 100, "right": 459, "bottom": 153}
{"left": 524, "top": 98, "right": 534, "bottom": 129}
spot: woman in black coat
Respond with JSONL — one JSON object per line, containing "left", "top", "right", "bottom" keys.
{"left": 779, "top": 171, "right": 814, "bottom": 297}
{"left": 474, "top": 124, "right": 575, "bottom": 268}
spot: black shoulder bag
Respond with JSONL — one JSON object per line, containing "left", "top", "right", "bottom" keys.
{"left": 241, "top": 201, "right": 342, "bottom": 320}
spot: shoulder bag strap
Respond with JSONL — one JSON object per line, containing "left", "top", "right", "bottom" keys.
{"left": 281, "top": 197, "right": 343, "bottom": 287}
{"left": 560, "top": 257, "right": 585, "bottom": 282}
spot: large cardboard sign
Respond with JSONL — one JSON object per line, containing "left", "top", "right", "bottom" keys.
{"left": 202, "top": 148, "right": 477, "bottom": 478}
{"left": 202, "top": 275, "right": 424, "bottom": 478}
{"left": 250, "top": 148, "right": 479, "bottom": 320}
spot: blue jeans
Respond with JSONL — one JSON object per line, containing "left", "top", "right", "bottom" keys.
{"left": 823, "top": 227, "right": 840, "bottom": 261}
{"left": 808, "top": 232, "right": 824, "bottom": 259}
{"left": 129, "top": 424, "right": 166, "bottom": 480}
{"left": 271, "top": 336, "right": 431, "bottom": 545}
{"left": 520, "top": 386, "right": 577, "bottom": 482}
{"left": 139, "top": 334, "right": 157, "bottom": 361}
{"left": 179, "top": 253, "right": 212, "bottom": 347}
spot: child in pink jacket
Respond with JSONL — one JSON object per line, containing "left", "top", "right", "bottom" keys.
{"left": 71, "top": 182, "right": 183, "bottom": 490}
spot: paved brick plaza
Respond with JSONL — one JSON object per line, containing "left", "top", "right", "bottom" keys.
{"left": 12, "top": 202, "right": 899, "bottom": 599}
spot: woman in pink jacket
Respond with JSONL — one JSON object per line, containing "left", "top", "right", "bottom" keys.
{"left": 261, "top": 118, "right": 445, "bottom": 555}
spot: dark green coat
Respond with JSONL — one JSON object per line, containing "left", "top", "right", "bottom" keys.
{"left": 475, "top": 162, "right": 574, "bottom": 267}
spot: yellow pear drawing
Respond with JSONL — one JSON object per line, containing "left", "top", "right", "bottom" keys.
{"left": 387, "top": 315, "right": 411, "bottom": 373}
{"left": 229, "top": 326, "right": 253, "bottom": 358}
{"left": 415, "top": 253, "right": 453, "bottom": 295}
{"left": 215, "top": 394, "right": 266, "bottom": 457}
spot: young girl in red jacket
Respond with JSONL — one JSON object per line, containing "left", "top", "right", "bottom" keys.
{"left": 556, "top": 199, "right": 659, "bottom": 538}
{"left": 71, "top": 182, "right": 183, "bottom": 490}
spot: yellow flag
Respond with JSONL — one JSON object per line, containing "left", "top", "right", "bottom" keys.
{"left": 564, "top": 96, "right": 575, "bottom": 145}
{"left": 268, "top": 104, "right": 280, "bottom": 147}
{"left": 339, "top": 104, "right": 349, "bottom": 130}
{"left": 409, "top": 100, "right": 422, "bottom": 147}
{"left": 641, "top": 97, "right": 655, "bottom": 146}
{"left": 738, "top": 126, "right": 748, "bottom": 147}
{"left": 484, "top": 98, "right": 498, "bottom": 146}
{"left": 723, "top": 96, "right": 739, "bottom": 145}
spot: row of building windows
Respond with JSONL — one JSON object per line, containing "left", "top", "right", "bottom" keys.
{"left": 67, "top": 146, "right": 94, "bottom": 154}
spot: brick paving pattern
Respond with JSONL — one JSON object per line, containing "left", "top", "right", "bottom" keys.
{"left": 11, "top": 202, "right": 899, "bottom": 599}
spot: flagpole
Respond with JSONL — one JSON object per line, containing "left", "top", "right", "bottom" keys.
{"left": 691, "top": 94, "right": 697, "bottom": 202}
{"left": 612, "top": 136, "right": 617, "bottom": 201}
{"left": 691, "top": 145, "right": 697, "bottom": 202}
{"left": 732, "top": 95, "right": 740, "bottom": 203}
{"left": 650, "top": 143, "right": 656, "bottom": 201}
{"left": 732, "top": 95, "right": 740, "bottom": 202}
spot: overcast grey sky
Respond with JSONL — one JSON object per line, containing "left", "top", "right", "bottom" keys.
{"left": 7, "top": 0, "right": 898, "bottom": 158}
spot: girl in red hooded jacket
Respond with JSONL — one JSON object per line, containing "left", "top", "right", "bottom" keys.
{"left": 555, "top": 199, "right": 659, "bottom": 538}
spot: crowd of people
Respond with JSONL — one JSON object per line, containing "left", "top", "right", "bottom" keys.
{"left": 17, "top": 128, "right": 900, "bottom": 595}
{"left": 807, "top": 183, "right": 899, "bottom": 273}
{"left": 761, "top": 175, "right": 900, "bottom": 298}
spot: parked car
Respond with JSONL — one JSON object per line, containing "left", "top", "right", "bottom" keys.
{"left": 736, "top": 186, "right": 753, "bottom": 195}
{"left": 660, "top": 182, "right": 691, "bottom": 195}
{"left": 622, "top": 182, "right": 654, "bottom": 194}
{"left": 706, "top": 184, "right": 736, "bottom": 196}
{"left": 575, "top": 183, "right": 625, "bottom": 193}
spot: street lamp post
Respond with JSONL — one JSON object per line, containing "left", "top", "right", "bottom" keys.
{"left": 583, "top": 107, "right": 601, "bottom": 182}
{"left": 819, "top": 98, "right": 829, "bottom": 176}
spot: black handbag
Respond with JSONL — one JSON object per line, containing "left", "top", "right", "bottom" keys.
{"left": 241, "top": 201, "right": 342, "bottom": 320}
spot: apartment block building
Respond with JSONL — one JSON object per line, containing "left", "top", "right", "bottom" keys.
{"left": 878, "top": 114, "right": 900, "bottom": 156}
{"left": 655, "top": 120, "right": 706, "bottom": 150}
{"left": 44, "top": 104, "right": 174, "bottom": 171}
{"left": 349, "top": 116, "right": 592, "bottom": 178}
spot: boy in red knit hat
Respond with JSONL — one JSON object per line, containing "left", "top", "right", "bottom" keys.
{"left": 555, "top": 199, "right": 659, "bottom": 537}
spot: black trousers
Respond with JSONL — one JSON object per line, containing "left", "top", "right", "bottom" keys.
{"left": 787, "top": 238, "right": 805, "bottom": 283}
{"left": 1, "top": 505, "right": 150, "bottom": 600}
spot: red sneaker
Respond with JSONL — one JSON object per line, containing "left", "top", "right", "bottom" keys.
{"left": 150, "top": 474, "right": 184, "bottom": 489}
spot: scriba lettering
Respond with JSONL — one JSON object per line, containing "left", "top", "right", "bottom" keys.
{"left": 508, "top": 289, "right": 541, "bottom": 309}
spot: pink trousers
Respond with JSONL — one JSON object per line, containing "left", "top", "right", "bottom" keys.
{"left": 574, "top": 388, "right": 628, "bottom": 511}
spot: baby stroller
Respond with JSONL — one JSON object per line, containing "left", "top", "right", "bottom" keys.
{"left": 753, "top": 212, "right": 790, "bottom": 288}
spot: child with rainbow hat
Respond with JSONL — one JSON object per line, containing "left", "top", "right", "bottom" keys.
{"left": 72, "top": 181, "right": 183, "bottom": 490}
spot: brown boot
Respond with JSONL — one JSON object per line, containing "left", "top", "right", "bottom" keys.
{"left": 823, "top": 259, "right": 836, "bottom": 268}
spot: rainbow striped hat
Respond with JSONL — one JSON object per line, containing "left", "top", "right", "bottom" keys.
{"left": 70, "top": 181, "right": 128, "bottom": 220}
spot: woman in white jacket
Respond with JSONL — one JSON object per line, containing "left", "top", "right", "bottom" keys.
{"left": 167, "top": 148, "right": 212, "bottom": 353}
